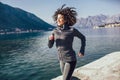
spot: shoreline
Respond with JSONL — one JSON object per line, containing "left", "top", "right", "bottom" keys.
{"left": 0, "top": 30, "right": 45, "bottom": 35}
{"left": 52, "top": 51, "right": 120, "bottom": 80}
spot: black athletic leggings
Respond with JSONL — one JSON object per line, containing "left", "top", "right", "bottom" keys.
{"left": 60, "top": 61, "right": 76, "bottom": 80}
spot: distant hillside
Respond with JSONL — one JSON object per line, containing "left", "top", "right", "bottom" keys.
{"left": 75, "top": 14, "right": 120, "bottom": 28}
{"left": 0, "top": 2, "right": 54, "bottom": 33}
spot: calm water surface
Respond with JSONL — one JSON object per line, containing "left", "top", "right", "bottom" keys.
{"left": 0, "top": 28, "right": 120, "bottom": 80}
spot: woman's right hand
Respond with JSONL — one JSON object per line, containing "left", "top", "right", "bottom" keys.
{"left": 49, "top": 34, "right": 54, "bottom": 40}
{"left": 78, "top": 52, "right": 84, "bottom": 57}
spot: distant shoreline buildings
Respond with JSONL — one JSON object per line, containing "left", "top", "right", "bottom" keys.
{"left": 94, "top": 22, "right": 120, "bottom": 29}
{"left": 0, "top": 29, "right": 44, "bottom": 35}
{"left": 1, "top": 22, "right": 120, "bottom": 35}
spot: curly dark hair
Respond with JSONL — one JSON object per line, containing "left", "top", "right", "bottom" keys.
{"left": 53, "top": 4, "right": 77, "bottom": 26}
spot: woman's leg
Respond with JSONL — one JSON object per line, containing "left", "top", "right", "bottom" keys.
{"left": 60, "top": 60, "right": 65, "bottom": 74}
{"left": 60, "top": 61, "right": 76, "bottom": 80}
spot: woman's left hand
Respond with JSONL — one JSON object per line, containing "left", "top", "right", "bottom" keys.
{"left": 78, "top": 52, "right": 84, "bottom": 57}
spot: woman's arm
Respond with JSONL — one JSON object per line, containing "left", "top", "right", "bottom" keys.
{"left": 48, "top": 33, "right": 54, "bottom": 48}
{"left": 73, "top": 28, "right": 86, "bottom": 55}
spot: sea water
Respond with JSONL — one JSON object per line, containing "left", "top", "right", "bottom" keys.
{"left": 0, "top": 28, "right": 120, "bottom": 80}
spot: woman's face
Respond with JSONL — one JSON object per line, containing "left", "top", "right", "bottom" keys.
{"left": 57, "top": 14, "right": 66, "bottom": 27}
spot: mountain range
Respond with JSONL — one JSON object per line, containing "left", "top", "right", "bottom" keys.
{"left": 0, "top": 2, "right": 54, "bottom": 33}
{"left": 75, "top": 14, "right": 120, "bottom": 28}
{"left": 0, "top": 2, "right": 120, "bottom": 32}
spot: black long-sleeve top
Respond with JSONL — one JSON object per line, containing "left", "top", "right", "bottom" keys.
{"left": 48, "top": 25, "right": 86, "bottom": 62}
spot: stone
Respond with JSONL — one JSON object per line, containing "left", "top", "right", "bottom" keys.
{"left": 52, "top": 52, "right": 120, "bottom": 80}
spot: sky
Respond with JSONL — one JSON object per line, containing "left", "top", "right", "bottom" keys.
{"left": 0, "top": 0, "right": 120, "bottom": 24}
